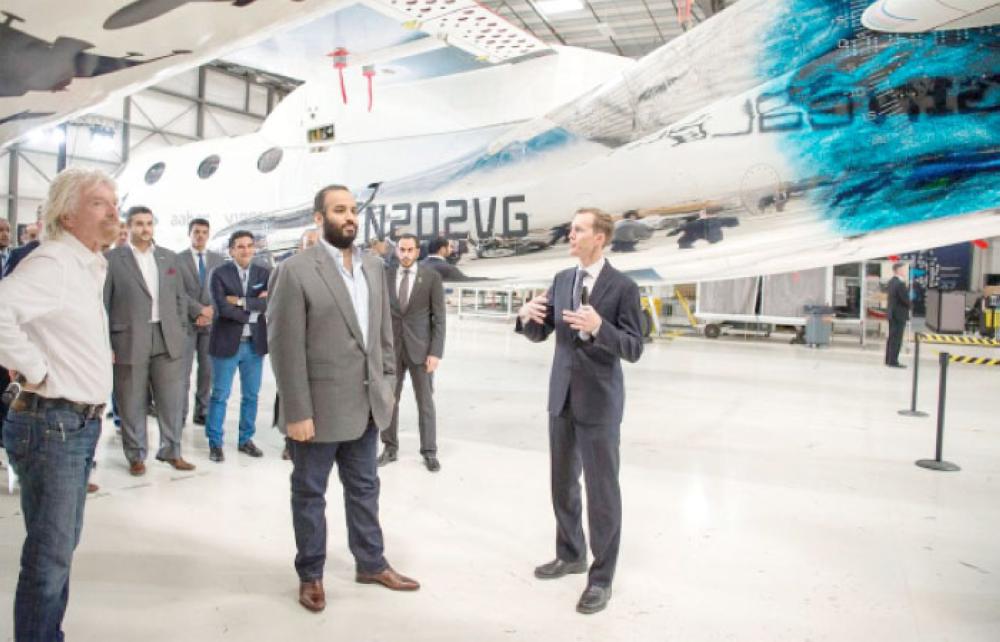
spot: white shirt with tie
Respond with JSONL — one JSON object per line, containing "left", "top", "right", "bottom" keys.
{"left": 574, "top": 256, "right": 606, "bottom": 339}
{"left": 395, "top": 264, "right": 417, "bottom": 306}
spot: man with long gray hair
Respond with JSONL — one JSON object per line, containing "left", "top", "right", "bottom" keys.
{"left": 0, "top": 167, "right": 120, "bottom": 640}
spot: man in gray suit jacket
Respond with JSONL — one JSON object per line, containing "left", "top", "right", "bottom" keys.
{"left": 517, "top": 207, "right": 644, "bottom": 615}
{"left": 268, "top": 185, "right": 420, "bottom": 614}
{"left": 177, "top": 217, "right": 225, "bottom": 424}
{"left": 377, "top": 233, "right": 446, "bottom": 471}
{"left": 105, "top": 206, "right": 194, "bottom": 474}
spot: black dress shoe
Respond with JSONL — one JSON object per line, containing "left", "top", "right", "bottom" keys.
{"left": 193, "top": 415, "right": 207, "bottom": 426}
{"left": 423, "top": 455, "right": 441, "bottom": 472}
{"left": 576, "top": 585, "right": 611, "bottom": 614}
{"left": 377, "top": 447, "right": 397, "bottom": 467}
{"left": 534, "top": 558, "right": 587, "bottom": 579}
{"left": 209, "top": 447, "right": 224, "bottom": 463}
{"left": 887, "top": 363, "right": 907, "bottom": 369}
{"left": 238, "top": 440, "right": 263, "bottom": 457}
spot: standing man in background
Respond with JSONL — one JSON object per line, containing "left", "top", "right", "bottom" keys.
{"left": 0, "top": 168, "right": 119, "bottom": 640}
{"left": 205, "top": 230, "right": 269, "bottom": 462}
{"left": 516, "top": 207, "right": 644, "bottom": 615}
{"left": 105, "top": 206, "right": 194, "bottom": 475}
{"left": 4, "top": 207, "right": 43, "bottom": 277}
{"left": 0, "top": 218, "right": 11, "bottom": 278}
{"left": 269, "top": 184, "right": 419, "bottom": 614}
{"left": 177, "top": 218, "right": 224, "bottom": 426}
{"left": 885, "top": 261, "right": 910, "bottom": 368}
{"left": 378, "top": 233, "right": 446, "bottom": 472}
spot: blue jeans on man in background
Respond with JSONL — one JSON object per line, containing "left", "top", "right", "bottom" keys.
{"left": 205, "top": 341, "right": 263, "bottom": 448}
{"left": 3, "top": 407, "right": 100, "bottom": 642}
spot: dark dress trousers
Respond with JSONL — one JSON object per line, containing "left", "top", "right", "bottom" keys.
{"left": 516, "top": 261, "right": 644, "bottom": 587}
{"left": 177, "top": 248, "right": 225, "bottom": 420}
{"left": 885, "top": 275, "right": 910, "bottom": 366}
{"left": 384, "top": 264, "right": 446, "bottom": 454}
{"left": 208, "top": 261, "right": 270, "bottom": 358}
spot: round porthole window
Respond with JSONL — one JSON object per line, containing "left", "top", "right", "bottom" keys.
{"left": 257, "top": 147, "right": 283, "bottom": 173}
{"left": 197, "top": 155, "right": 220, "bottom": 179}
{"left": 144, "top": 162, "right": 165, "bottom": 185}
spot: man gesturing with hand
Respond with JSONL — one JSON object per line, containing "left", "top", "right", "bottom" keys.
{"left": 516, "top": 207, "right": 644, "bottom": 616}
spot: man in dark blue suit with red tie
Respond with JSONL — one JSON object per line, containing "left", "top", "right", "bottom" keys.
{"left": 516, "top": 207, "right": 644, "bottom": 615}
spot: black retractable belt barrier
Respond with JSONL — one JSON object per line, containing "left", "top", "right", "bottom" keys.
{"left": 915, "top": 352, "right": 960, "bottom": 472}
{"left": 899, "top": 332, "right": 928, "bottom": 418}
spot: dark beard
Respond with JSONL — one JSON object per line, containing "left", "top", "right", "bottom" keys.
{"left": 322, "top": 216, "right": 356, "bottom": 249}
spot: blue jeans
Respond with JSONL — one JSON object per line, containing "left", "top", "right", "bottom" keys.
{"left": 3, "top": 407, "right": 101, "bottom": 642}
{"left": 205, "top": 342, "right": 263, "bottom": 448}
{"left": 289, "top": 423, "right": 387, "bottom": 580}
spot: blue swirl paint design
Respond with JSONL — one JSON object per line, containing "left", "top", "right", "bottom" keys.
{"left": 767, "top": 0, "right": 1000, "bottom": 233}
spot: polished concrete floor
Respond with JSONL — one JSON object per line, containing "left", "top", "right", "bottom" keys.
{"left": 1, "top": 319, "right": 999, "bottom": 641}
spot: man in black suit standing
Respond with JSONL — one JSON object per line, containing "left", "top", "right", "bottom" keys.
{"left": 205, "top": 230, "right": 270, "bottom": 462}
{"left": 177, "top": 218, "right": 225, "bottom": 425}
{"left": 422, "top": 237, "right": 475, "bottom": 282}
{"left": 886, "top": 261, "right": 910, "bottom": 368}
{"left": 3, "top": 208, "right": 43, "bottom": 278}
{"left": 378, "top": 233, "right": 446, "bottom": 472}
{"left": 516, "top": 207, "right": 644, "bottom": 615}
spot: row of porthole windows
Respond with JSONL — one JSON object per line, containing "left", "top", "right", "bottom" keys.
{"left": 144, "top": 146, "right": 283, "bottom": 185}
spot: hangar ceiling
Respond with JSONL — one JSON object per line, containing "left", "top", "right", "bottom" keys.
{"left": 478, "top": 0, "right": 731, "bottom": 58}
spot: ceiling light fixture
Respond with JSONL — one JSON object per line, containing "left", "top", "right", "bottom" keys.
{"left": 536, "top": 0, "right": 583, "bottom": 16}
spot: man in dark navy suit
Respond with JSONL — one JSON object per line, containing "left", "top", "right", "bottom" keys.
{"left": 205, "top": 230, "right": 270, "bottom": 462}
{"left": 516, "top": 207, "right": 644, "bottom": 615}
{"left": 885, "top": 261, "right": 910, "bottom": 368}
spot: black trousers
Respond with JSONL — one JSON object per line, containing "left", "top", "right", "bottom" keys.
{"left": 886, "top": 319, "right": 906, "bottom": 365}
{"left": 548, "top": 400, "right": 622, "bottom": 588}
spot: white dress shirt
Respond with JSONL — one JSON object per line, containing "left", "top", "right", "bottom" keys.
{"left": 322, "top": 239, "right": 369, "bottom": 348}
{"left": 395, "top": 264, "right": 416, "bottom": 299}
{"left": 130, "top": 242, "right": 160, "bottom": 322}
{"left": 0, "top": 234, "right": 113, "bottom": 404}
{"left": 575, "top": 256, "right": 606, "bottom": 339}
{"left": 236, "top": 264, "right": 260, "bottom": 338}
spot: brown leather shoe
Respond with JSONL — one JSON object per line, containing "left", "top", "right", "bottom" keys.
{"left": 87, "top": 482, "right": 99, "bottom": 493}
{"left": 128, "top": 461, "right": 146, "bottom": 476}
{"left": 158, "top": 456, "right": 196, "bottom": 471}
{"left": 355, "top": 566, "right": 420, "bottom": 591}
{"left": 298, "top": 579, "right": 325, "bottom": 612}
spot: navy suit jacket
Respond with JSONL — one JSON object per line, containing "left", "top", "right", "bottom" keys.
{"left": 3, "top": 241, "right": 39, "bottom": 277}
{"left": 517, "top": 261, "right": 644, "bottom": 427}
{"left": 208, "top": 261, "right": 269, "bottom": 358}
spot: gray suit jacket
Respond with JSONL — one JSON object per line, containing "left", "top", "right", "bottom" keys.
{"left": 176, "top": 248, "right": 225, "bottom": 334}
{"left": 104, "top": 245, "right": 189, "bottom": 364}
{"left": 267, "top": 245, "right": 396, "bottom": 443}
{"left": 387, "top": 264, "right": 446, "bottom": 364}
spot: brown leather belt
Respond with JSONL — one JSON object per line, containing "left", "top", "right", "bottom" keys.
{"left": 11, "top": 392, "right": 106, "bottom": 421}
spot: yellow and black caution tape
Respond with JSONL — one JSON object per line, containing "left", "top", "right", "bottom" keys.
{"left": 919, "top": 333, "right": 1000, "bottom": 347}
{"left": 931, "top": 350, "right": 1000, "bottom": 366}
{"left": 947, "top": 354, "right": 1000, "bottom": 367}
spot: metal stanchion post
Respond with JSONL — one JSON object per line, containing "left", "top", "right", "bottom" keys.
{"left": 899, "top": 332, "right": 928, "bottom": 417}
{"left": 916, "top": 352, "right": 960, "bottom": 472}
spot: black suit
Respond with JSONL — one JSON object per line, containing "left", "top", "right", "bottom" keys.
{"left": 384, "top": 264, "right": 446, "bottom": 455}
{"left": 209, "top": 261, "right": 269, "bottom": 358}
{"left": 421, "top": 255, "right": 476, "bottom": 282}
{"left": 2, "top": 241, "right": 38, "bottom": 278}
{"left": 886, "top": 275, "right": 910, "bottom": 365}
{"left": 516, "top": 260, "right": 644, "bottom": 587}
